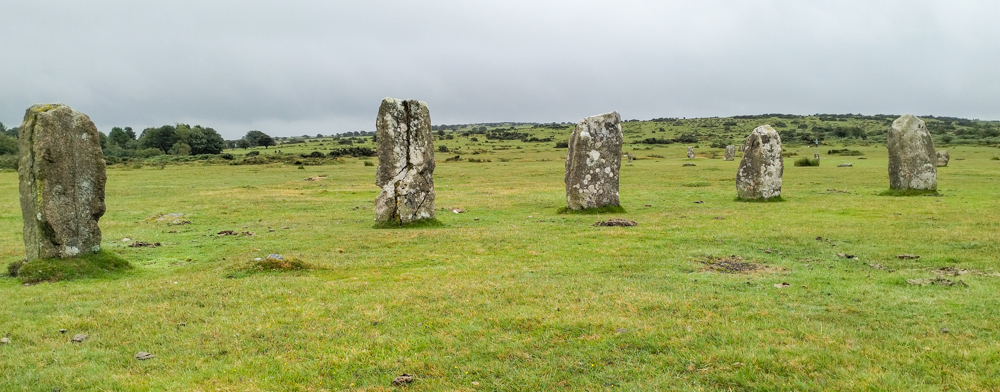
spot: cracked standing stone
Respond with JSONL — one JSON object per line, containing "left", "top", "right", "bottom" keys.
{"left": 374, "top": 98, "right": 435, "bottom": 225}
{"left": 888, "top": 115, "right": 936, "bottom": 190}
{"left": 736, "top": 125, "right": 783, "bottom": 200}
{"left": 18, "top": 104, "right": 106, "bottom": 261}
{"left": 565, "top": 112, "right": 622, "bottom": 210}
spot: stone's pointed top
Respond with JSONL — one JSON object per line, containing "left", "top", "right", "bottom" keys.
{"left": 892, "top": 114, "right": 925, "bottom": 128}
{"left": 27, "top": 103, "right": 70, "bottom": 114}
{"left": 581, "top": 111, "right": 620, "bottom": 122}
{"left": 753, "top": 124, "right": 779, "bottom": 134}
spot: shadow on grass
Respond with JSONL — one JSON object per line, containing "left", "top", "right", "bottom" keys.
{"left": 734, "top": 196, "right": 785, "bottom": 203}
{"left": 8, "top": 250, "right": 132, "bottom": 284}
{"left": 878, "top": 189, "right": 939, "bottom": 197}
{"left": 372, "top": 218, "right": 446, "bottom": 229}
{"left": 557, "top": 205, "right": 627, "bottom": 214}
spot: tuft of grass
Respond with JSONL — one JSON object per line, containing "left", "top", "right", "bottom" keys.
{"left": 735, "top": 195, "right": 785, "bottom": 202}
{"left": 681, "top": 181, "right": 711, "bottom": 187}
{"left": 11, "top": 250, "right": 132, "bottom": 283}
{"left": 557, "top": 205, "right": 627, "bottom": 214}
{"left": 373, "top": 218, "right": 446, "bottom": 229}
{"left": 363, "top": 160, "right": 375, "bottom": 166}
{"left": 794, "top": 157, "right": 820, "bottom": 166}
{"left": 879, "top": 189, "right": 939, "bottom": 197}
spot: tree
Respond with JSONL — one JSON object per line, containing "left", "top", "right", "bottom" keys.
{"left": 0, "top": 134, "right": 17, "bottom": 155}
{"left": 236, "top": 139, "right": 251, "bottom": 149}
{"left": 244, "top": 130, "right": 270, "bottom": 147}
{"left": 186, "top": 126, "right": 225, "bottom": 154}
{"left": 108, "top": 127, "right": 136, "bottom": 149}
{"left": 138, "top": 125, "right": 179, "bottom": 153}
{"left": 169, "top": 142, "right": 192, "bottom": 156}
{"left": 258, "top": 134, "right": 276, "bottom": 148}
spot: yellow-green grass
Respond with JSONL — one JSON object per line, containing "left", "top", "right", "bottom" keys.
{"left": 0, "top": 144, "right": 998, "bottom": 390}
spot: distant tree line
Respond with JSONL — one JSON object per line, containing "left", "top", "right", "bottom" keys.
{"left": 102, "top": 124, "right": 226, "bottom": 158}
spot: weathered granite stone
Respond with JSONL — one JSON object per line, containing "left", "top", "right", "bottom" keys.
{"left": 18, "top": 104, "right": 106, "bottom": 261}
{"left": 724, "top": 145, "right": 736, "bottom": 161}
{"left": 686, "top": 146, "right": 695, "bottom": 159}
{"left": 936, "top": 150, "right": 949, "bottom": 167}
{"left": 374, "top": 98, "right": 435, "bottom": 225}
{"left": 887, "top": 115, "right": 936, "bottom": 190}
{"left": 565, "top": 112, "right": 622, "bottom": 210}
{"left": 736, "top": 125, "right": 783, "bottom": 200}
{"left": 814, "top": 153, "right": 820, "bottom": 161}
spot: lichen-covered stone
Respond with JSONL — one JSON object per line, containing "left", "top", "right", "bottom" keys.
{"left": 686, "top": 146, "right": 695, "bottom": 159}
{"left": 724, "top": 145, "right": 736, "bottom": 161}
{"left": 936, "top": 150, "right": 949, "bottom": 167}
{"left": 888, "top": 115, "right": 936, "bottom": 190}
{"left": 18, "top": 104, "right": 106, "bottom": 261}
{"left": 736, "top": 125, "right": 783, "bottom": 200}
{"left": 565, "top": 112, "right": 622, "bottom": 210}
{"left": 374, "top": 98, "right": 435, "bottom": 225}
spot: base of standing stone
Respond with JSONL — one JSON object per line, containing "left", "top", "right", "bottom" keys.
{"left": 557, "top": 205, "right": 627, "bottom": 214}
{"left": 878, "top": 189, "right": 940, "bottom": 197}
{"left": 8, "top": 250, "right": 131, "bottom": 283}
{"left": 734, "top": 196, "right": 785, "bottom": 203}
{"left": 372, "top": 217, "right": 445, "bottom": 229}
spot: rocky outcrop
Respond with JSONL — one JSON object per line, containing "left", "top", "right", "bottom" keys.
{"left": 888, "top": 115, "right": 936, "bottom": 190}
{"left": 18, "top": 104, "right": 106, "bottom": 261}
{"left": 565, "top": 112, "right": 623, "bottom": 210}
{"left": 374, "top": 98, "right": 435, "bottom": 225}
{"left": 736, "top": 125, "right": 783, "bottom": 200}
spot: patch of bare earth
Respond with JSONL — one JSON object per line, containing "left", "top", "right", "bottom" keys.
{"left": 701, "top": 255, "right": 780, "bottom": 274}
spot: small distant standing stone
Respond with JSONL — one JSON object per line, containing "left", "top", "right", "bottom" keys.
{"left": 686, "top": 146, "right": 695, "bottom": 159}
{"left": 887, "top": 115, "right": 936, "bottom": 191}
{"left": 814, "top": 153, "right": 820, "bottom": 161}
{"left": 135, "top": 352, "right": 155, "bottom": 360}
{"left": 71, "top": 334, "right": 88, "bottom": 343}
{"left": 838, "top": 163, "right": 853, "bottom": 167}
{"left": 565, "top": 112, "right": 623, "bottom": 210}
{"left": 736, "top": 125, "right": 783, "bottom": 200}
{"left": 724, "top": 145, "right": 736, "bottom": 161}
{"left": 374, "top": 98, "right": 435, "bottom": 225}
{"left": 936, "top": 150, "right": 949, "bottom": 167}
{"left": 18, "top": 104, "right": 106, "bottom": 261}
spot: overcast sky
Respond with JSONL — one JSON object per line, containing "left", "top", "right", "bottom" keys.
{"left": 2, "top": 1, "right": 998, "bottom": 138}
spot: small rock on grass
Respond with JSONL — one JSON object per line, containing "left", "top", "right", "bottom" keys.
{"left": 1, "top": 337, "right": 10, "bottom": 344}
{"left": 593, "top": 219, "right": 637, "bottom": 227}
{"left": 392, "top": 374, "right": 414, "bottom": 386}
{"left": 135, "top": 352, "right": 155, "bottom": 360}
{"left": 71, "top": 334, "right": 88, "bottom": 343}
{"left": 897, "top": 254, "right": 920, "bottom": 260}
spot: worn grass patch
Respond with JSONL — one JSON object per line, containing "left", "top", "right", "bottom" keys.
{"left": 879, "top": 188, "right": 940, "bottom": 197}
{"left": 372, "top": 218, "right": 446, "bottom": 229}
{"left": 557, "top": 205, "right": 627, "bottom": 214}
{"left": 10, "top": 250, "right": 131, "bottom": 283}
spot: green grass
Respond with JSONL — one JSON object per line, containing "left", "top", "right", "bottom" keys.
{"left": 794, "top": 157, "right": 821, "bottom": 166}
{"left": 557, "top": 205, "right": 627, "bottom": 214}
{"left": 879, "top": 189, "right": 940, "bottom": 197}
{"left": 10, "top": 250, "right": 132, "bottom": 284}
{"left": 373, "top": 218, "right": 446, "bottom": 229}
{"left": 1, "top": 143, "right": 999, "bottom": 390}
{"left": 735, "top": 195, "right": 785, "bottom": 203}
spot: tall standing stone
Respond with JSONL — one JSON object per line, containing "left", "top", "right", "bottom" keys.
{"left": 565, "top": 112, "right": 623, "bottom": 210}
{"left": 686, "top": 146, "right": 695, "bottom": 159}
{"left": 724, "top": 145, "right": 736, "bottom": 161}
{"left": 18, "top": 104, "right": 106, "bottom": 261}
{"left": 887, "top": 115, "right": 936, "bottom": 191}
{"left": 374, "top": 98, "right": 435, "bottom": 225}
{"left": 736, "top": 125, "right": 783, "bottom": 200}
{"left": 936, "top": 150, "right": 949, "bottom": 167}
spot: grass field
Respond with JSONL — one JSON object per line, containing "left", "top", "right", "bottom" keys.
{"left": 1, "top": 142, "right": 999, "bottom": 391}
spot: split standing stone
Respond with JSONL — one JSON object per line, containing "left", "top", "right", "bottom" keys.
{"left": 686, "top": 146, "right": 695, "bottom": 159}
{"left": 887, "top": 115, "right": 936, "bottom": 191}
{"left": 18, "top": 104, "right": 106, "bottom": 261}
{"left": 374, "top": 98, "right": 435, "bottom": 225}
{"left": 736, "top": 125, "right": 783, "bottom": 200}
{"left": 724, "top": 145, "right": 736, "bottom": 161}
{"left": 936, "top": 150, "right": 949, "bottom": 167}
{"left": 565, "top": 112, "right": 623, "bottom": 210}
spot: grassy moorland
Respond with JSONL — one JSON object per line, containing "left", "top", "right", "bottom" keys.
{"left": 1, "top": 134, "right": 1000, "bottom": 391}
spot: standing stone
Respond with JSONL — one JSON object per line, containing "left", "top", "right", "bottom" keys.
{"left": 565, "top": 112, "right": 623, "bottom": 210}
{"left": 814, "top": 153, "right": 820, "bottom": 161}
{"left": 724, "top": 145, "right": 736, "bottom": 161}
{"left": 18, "top": 104, "right": 106, "bottom": 261}
{"left": 936, "top": 150, "right": 949, "bottom": 167}
{"left": 736, "top": 125, "right": 783, "bottom": 200}
{"left": 686, "top": 146, "right": 695, "bottom": 159}
{"left": 374, "top": 98, "right": 435, "bottom": 225}
{"left": 887, "top": 115, "right": 936, "bottom": 190}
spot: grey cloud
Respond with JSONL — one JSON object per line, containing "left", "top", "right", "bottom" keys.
{"left": 2, "top": 0, "right": 997, "bottom": 138}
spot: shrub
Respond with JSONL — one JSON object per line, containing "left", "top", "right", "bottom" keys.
{"left": 136, "top": 148, "right": 163, "bottom": 158}
{"left": 794, "top": 157, "right": 820, "bottom": 166}
{"left": 329, "top": 147, "right": 375, "bottom": 158}
{"left": 0, "top": 155, "right": 17, "bottom": 170}
{"left": 364, "top": 160, "right": 375, "bottom": 166}
{"left": 438, "top": 145, "right": 450, "bottom": 153}
{"left": 220, "top": 153, "right": 234, "bottom": 160}
{"left": 245, "top": 151, "right": 260, "bottom": 157}
{"left": 555, "top": 141, "right": 569, "bottom": 148}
